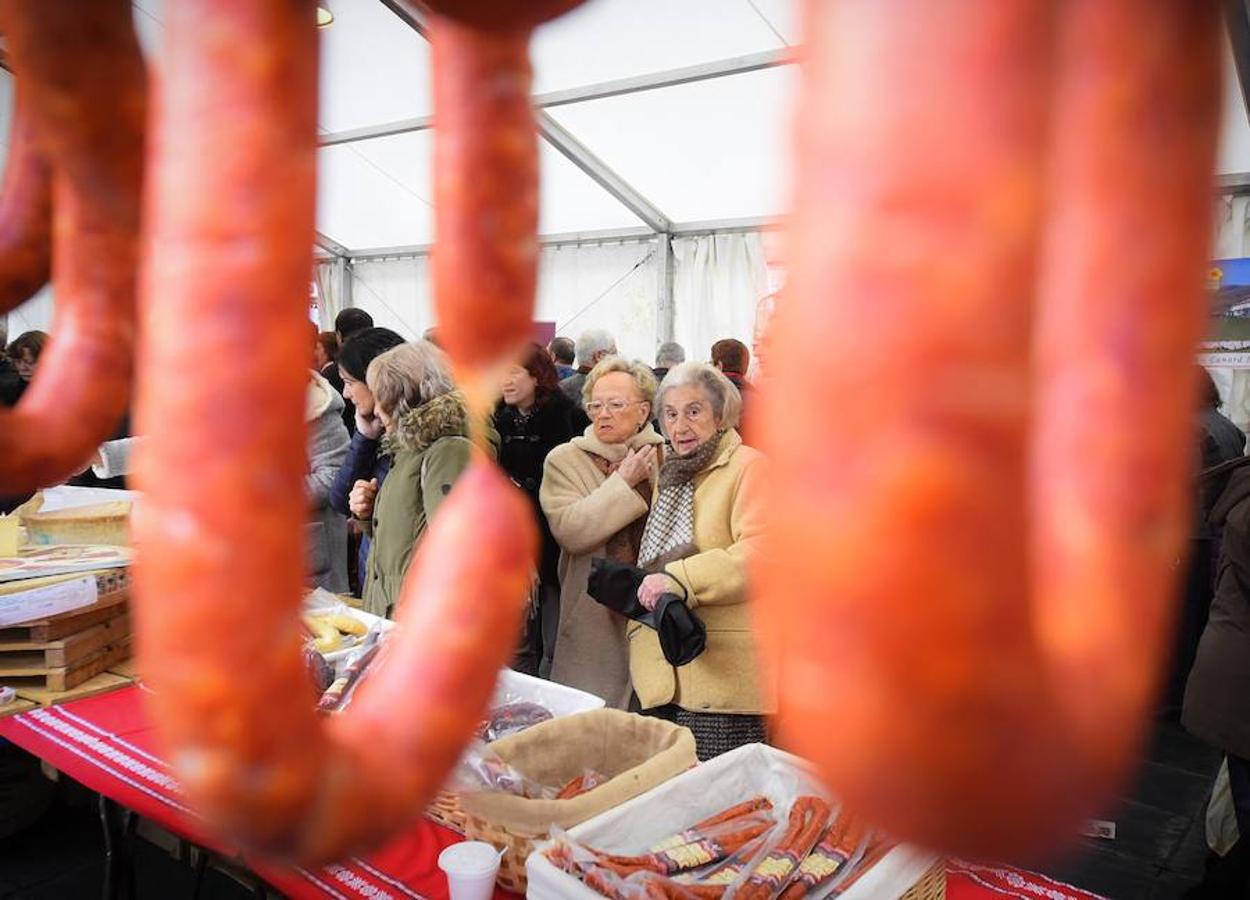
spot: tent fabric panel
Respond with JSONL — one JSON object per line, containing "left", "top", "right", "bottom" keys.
{"left": 530, "top": 0, "right": 785, "bottom": 95}
{"left": 317, "top": 130, "right": 648, "bottom": 251}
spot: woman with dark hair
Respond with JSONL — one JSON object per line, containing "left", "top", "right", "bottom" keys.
{"left": 495, "top": 343, "right": 590, "bottom": 676}
{"left": 7, "top": 330, "right": 47, "bottom": 396}
{"left": 329, "top": 327, "right": 406, "bottom": 593}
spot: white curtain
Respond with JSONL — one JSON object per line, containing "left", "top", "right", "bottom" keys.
{"left": 672, "top": 233, "right": 770, "bottom": 368}
{"left": 1213, "top": 195, "right": 1250, "bottom": 259}
{"left": 350, "top": 256, "right": 435, "bottom": 339}
{"left": 537, "top": 240, "right": 658, "bottom": 362}
{"left": 312, "top": 259, "right": 350, "bottom": 330}
{"left": 349, "top": 240, "right": 661, "bottom": 361}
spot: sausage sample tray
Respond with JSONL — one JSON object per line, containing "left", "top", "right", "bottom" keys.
{"left": 526, "top": 743, "right": 940, "bottom": 900}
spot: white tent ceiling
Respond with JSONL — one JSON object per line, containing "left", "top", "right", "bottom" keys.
{"left": 15, "top": 0, "right": 1250, "bottom": 257}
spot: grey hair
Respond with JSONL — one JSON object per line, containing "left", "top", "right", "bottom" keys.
{"left": 654, "top": 341, "right": 685, "bottom": 368}
{"left": 582, "top": 355, "right": 658, "bottom": 407}
{"left": 656, "top": 361, "right": 742, "bottom": 433}
{"left": 575, "top": 328, "right": 616, "bottom": 366}
{"left": 365, "top": 340, "right": 455, "bottom": 419}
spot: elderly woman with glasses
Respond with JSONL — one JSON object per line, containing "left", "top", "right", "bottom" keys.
{"left": 540, "top": 356, "right": 665, "bottom": 708}
{"left": 632, "top": 361, "right": 767, "bottom": 760}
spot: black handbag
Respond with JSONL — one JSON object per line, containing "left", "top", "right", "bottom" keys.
{"left": 587, "top": 558, "right": 706, "bottom": 666}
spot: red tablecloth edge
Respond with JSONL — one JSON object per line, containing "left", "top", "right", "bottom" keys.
{"left": 0, "top": 687, "right": 1105, "bottom": 900}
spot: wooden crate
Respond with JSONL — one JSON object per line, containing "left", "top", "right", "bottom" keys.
{"left": 17, "top": 671, "right": 132, "bottom": 706}
{"left": 0, "top": 589, "right": 127, "bottom": 643}
{"left": 0, "top": 635, "right": 131, "bottom": 692}
{"left": 0, "top": 614, "right": 130, "bottom": 668}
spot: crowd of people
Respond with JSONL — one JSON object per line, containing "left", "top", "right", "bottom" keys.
{"left": 302, "top": 311, "right": 768, "bottom": 761}
{"left": 0, "top": 313, "right": 767, "bottom": 761}
{"left": 8, "top": 312, "right": 1250, "bottom": 871}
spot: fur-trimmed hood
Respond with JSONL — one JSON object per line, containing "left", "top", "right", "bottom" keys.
{"left": 307, "top": 369, "right": 345, "bottom": 422}
{"left": 383, "top": 391, "right": 470, "bottom": 455}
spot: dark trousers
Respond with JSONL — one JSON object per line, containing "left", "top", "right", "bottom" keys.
{"left": 1189, "top": 755, "right": 1250, "bottom": 897}
{"left": 512, "top": 581, "right": 559, "bottom": 678}
{"left": 1166, "top": 538, "right": 1217, "bottom": 714}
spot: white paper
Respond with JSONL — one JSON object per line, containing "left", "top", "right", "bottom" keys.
{"left": 37, "top": 485, "right": 140, "bottom": 514}
{"left": 0, "top": 576, "right": 98, "bottom": 627}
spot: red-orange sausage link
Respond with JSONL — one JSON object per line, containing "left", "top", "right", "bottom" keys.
{"left": 429, "top": 14, "right": 539, "bottom": 392}
{"left": 132, "top": 0, "right": 538, "bottom": 863}
{"left": 1031, "top": 0, "right": 1223, "bottom": 801}
{"left": 0, "top": 79, "right": 52, "bottom": 314}
{"left": 0, "top": 0, "right": 144, "bottom": 491}
{"left": 426, "top": 0, "right": 586, "bottom": 399}
{"left": 755, "top": 0, "right": 1221, "bottom": 860}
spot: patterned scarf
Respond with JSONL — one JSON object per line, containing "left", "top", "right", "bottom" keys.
{"left": 574, "top": 424, "right": 665, "bottom": 565}
{"left": 588, "top": 454, "right": 652, "bottom": 564}
{"left": 638, "top": 431, "right": 725, "bottom": 571}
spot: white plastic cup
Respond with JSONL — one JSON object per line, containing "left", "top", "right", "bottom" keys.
{"left": 438, "top": 840, "right": 501, "bottom": 900}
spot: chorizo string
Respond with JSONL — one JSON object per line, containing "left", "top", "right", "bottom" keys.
{"left": 0, "top": 0, "right": 1226, "bottom": 869}
{"left": 755, "top": 0, "right": 1221, "bottom": 858}
{"left": 128, "top": 0, "right": 576, "bottom": 863}
{"left": 0, "top": 78, "right": 51, "bottom": 314}
{"left": 0, "top": 0, "right": 145, "bottom": 491}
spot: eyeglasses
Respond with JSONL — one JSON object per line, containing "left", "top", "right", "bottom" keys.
{"left": 586, "top": 399, "right": 642, "bottom": 417}
{"left": 663, "top": 403, "right": 710, "bottom": 424}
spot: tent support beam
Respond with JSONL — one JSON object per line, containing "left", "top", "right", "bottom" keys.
{"left": 344, "top": 218, "right": 783, "bottom": 261}
{"left": 656, "top": 234, "right": 675, "bottom": 344}
{"left": 348, "top": 226, "right": 660, "bottom": 262}
{"left": 1219, "top": 172, "right": 1250, "bottom": 196}
{"left": 318, "top": 47, "right": 795, "bottom": 148}
{"left": 536, "top": 113, "right": 672, "bottom": 232}
{"left": 315, "top": 230, "right": 352, "bottom": 258}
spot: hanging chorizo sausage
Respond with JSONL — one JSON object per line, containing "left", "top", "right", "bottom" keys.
{"left": 754, "top": 0, "right": 1220, "bottom": 859}
{"left": 0, "top": 0, "right": 145, "bottom": 491}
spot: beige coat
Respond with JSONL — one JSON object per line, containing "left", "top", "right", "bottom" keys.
{"left": 629, "top": 430, "right": 770, "bottom": 715}
{"left": 540, "top": 425, "right": 665, "bottom": 709}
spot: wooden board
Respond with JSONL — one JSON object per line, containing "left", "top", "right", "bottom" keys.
{"left": 0, "top": 614, "right": 129, "bottom": 667}
{"left": 0, "top": 590, "right": 127, "bottom": 642}
{"left": 16, "top": 671, "right": 131, "bottom": 706}
{"left": 0, "top": 698, "right": 35, "bottom": 718}
{"left": 108, "top": 657, "right": 139, "bottom": 680}
{"left": 0, "top": 638, "right": 131, "bottom": 692}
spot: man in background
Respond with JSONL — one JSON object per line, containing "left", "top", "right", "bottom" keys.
{"left": 711, "top": 338, "right": 752, "bottom": 437}
{"left": 559, "top": 328, "right": 616, "bottom": 403}
{"left": 549, "top": 336, "right": 576, "bottom": 380}
{"left": 653, "top": 341, "right": 685, "bottom": 383}
{"left": 335, "top": 308, "right": 374, "bottom": 346}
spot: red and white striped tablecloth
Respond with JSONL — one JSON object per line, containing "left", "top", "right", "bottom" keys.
{"left": 0, "top": 686, "right": 1103, "bottom": 900}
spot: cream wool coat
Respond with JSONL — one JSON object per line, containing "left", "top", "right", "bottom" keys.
{"left": 629, "top": 429, "right": 770, "bottom": 715}
{"left": 540, "top": 425, "right": 665, "bottom": 709}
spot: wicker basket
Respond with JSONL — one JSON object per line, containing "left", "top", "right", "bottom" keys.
{"left": 899, "top": 858, "right": 946, "bottom": 900}
{"left": 426, "top": 790, "right": 468, "bottom": 834}
{"left": 428, "top": 710, "right": 697, "bottom": 893}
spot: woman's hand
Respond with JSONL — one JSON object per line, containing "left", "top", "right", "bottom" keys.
{"left": 638, "top": 572, "right": 675, "bottom": 612}
{"left": 617, "top": 445, "right": 657, "bottom": 487}
{"left": 355, "top": 409, "right": 385, "bottom": 440}
{"left": 349, "top": 478, "right": 379, "bottom": 520}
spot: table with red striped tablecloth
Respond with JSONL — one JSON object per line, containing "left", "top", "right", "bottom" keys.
{"left": 0, "top": 686, "right": 1103, "bottom": 900}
